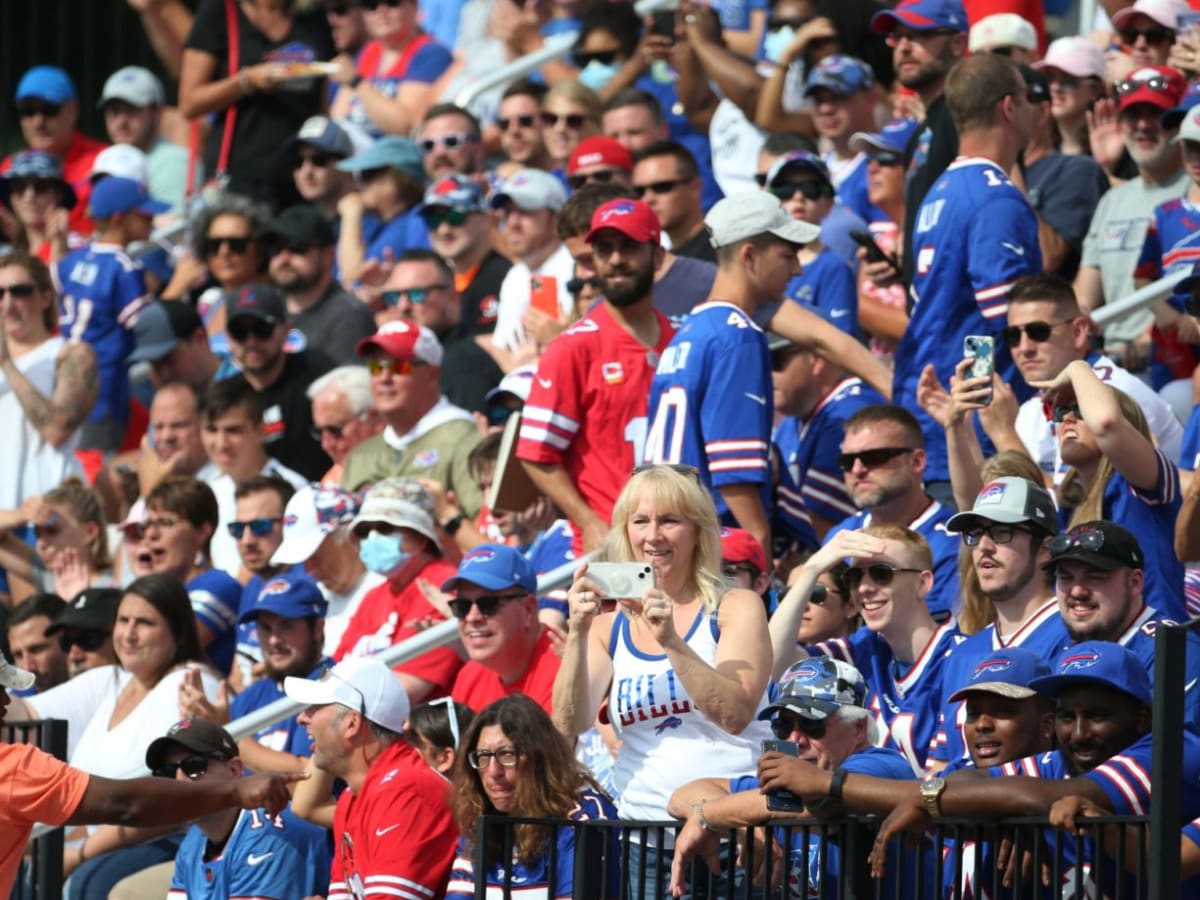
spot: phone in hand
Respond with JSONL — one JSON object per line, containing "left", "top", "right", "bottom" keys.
{"left": 761, "top": 739, "right": 807, "bottom": 812}
{"left": 963, "top": 334, "right": 996, "bottom": 405}
{"left": 587, "top": 562, "right": 654, "bottom": 599}
{"left": 651, "top": 10, "right": 677, "bottom": 39}
{"left": 850, "top": 229, "right": 898, "bottom": 269}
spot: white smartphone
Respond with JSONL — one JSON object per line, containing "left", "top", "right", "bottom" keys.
{"left": 587, "top": 563, "right": 654, "bottom": 599}
{"left": 963, "top": 334, "right": 995, "bottom": 405}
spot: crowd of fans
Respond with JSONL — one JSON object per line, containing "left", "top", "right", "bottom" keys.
{"left": 5, "top": 0, "right": 1200, "bottom": 896}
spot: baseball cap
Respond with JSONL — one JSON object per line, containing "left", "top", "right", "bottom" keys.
{"left": 805, "top": 55, "right": 876, "bottom": 97}
{"left": 1043, "top": 521, "right": 1144, "bottom": 571}
{"left": 225, "top": 283, "right": 287, "bottom": 326}
{"left": 239, "top": 570, "right": 329, "bottom": 623}
{"left": 335, "top": 136, "right": 426, "bottom": 182}
{"left": 1034, "top": 36, "right": 1106, "bottom": 80}
{"left": 1163, "top": 81, "right": 1200, "bottom": 129}
{"left": 127, "top": 300, "right": 205, "bottom": 364}
{"left": 1111, "top": 0, "right": 1190, "bottom": 31}
{"left": 291, "top": 115, "right": 355, "bottom": 158}
{"left": 16, "top": 65, "right": 76, "bottom": 104}
{"left": 765, "top": 151, "right": 834, "bottom": 189}
{"left": 145, "top": 718, "right": 240, "bottom": 771}
{"left": 273, "top": 204, "right": 336, "bottom": 248}
{"left": 488, "top": 168, "right": 568, "bottom": 213}
{"left": 758, "top": 657, "right": 868, "bottom": 721}
{"left": 422, "top": 174, "right": 487, "bottom": 214}
{"left": 1116, "top": 65, "right": 1187, "bottom": 112}
{"left": 0, "top": 151, "right": 77, "bottom": 210}
{"left": 349, "top": 478, "right": 439, "bottom": 547}
{"left": 870, "top": 0, "right": 968, "bottom": 34}
{"left": 0, "top": 658, "right": 36, "bottom": 691}
{"left": 705, "top": 191, "right": 820, "bottom": 248}
{"left": 968, "top": 13, "right": 1037, "bottom": 53}
{"left": 441, "top": 544, "right": 537, "bottom": 594}
{"left": 90, "top": 176, "right": 170, "bottom": 219}
{"left": 99, "top": 66, "right": 165, "bottom": 108}
{"left": 946, "top": 477, "right": 1058, "bottom": 535}
{"left": 45, "top": 587, "right": 122, "bottom": 636}
{"left": 483, "top": 364, "right": 537, "bottom": 406}
{"left": 1030, "top": 641, "right": 1153, "bottom": 707}
{"left": 849, "top": 118, "right": 921, "bottom": 156}
{"left": 586, "top": 197, "right": 661, "bottom": 244}
{"left": 272, "top": 484, "right": 360, "bottom": 566}
{"left": 567, "top": 135, "right": 634, "bottom": 175}
{"left": 356, "top": 320, "right": 444, "bottom": 367}
{"left": 947, "top": 647, "right": 1053, "bottom": 703}
{"left": 720, "top": 526, "right": 768, "bottom": 575}
{"left": 90, "top": 144, "right": 148, "bottom": 184}
{"left": 284, "top": 656, "right": 411, "bottom": 732}
{"left": 1172, "top": 101, "right": 1200, "bottom": 142}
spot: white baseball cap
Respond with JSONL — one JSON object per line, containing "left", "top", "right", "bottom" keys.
{"left": 272, "top": 484, "right": 361, "bottom": 566}
{"left": 1173, "top": 104, "right": 1200, "bottom": 143}
{"left": 90, "top": 144, "right": 148, "bottom": 184}
{"left": 284, "top": 656, "right": 410, "bottom": 733}
{"left": 1111, "top": 0, "right": 1190, "bottom": 31}
{"left": 968, "top": 13, "right": 1037, "bottom": 52}
{"left": 99, "top": 66, "right": 165, "bottom": 108}
{"left": 704, "top": 191, "right": 820, "bottom": 249}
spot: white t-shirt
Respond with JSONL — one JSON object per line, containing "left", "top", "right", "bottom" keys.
{"left": 206, "top": 459, "right": 309, "bottom": 578}
{"left": 491, "top": 243, "right": 576, "bottom": 351}
{"left": 708, "top": 98, "right": 766, "bottom": 199}
{"left": 320, "top": 570, "right": 385, "bottom": 655}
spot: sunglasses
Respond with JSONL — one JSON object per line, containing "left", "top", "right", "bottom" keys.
{"left": 1048, "top": 73, "right": 1087, "bottom": 91}
{"left": 1045, "top": 402, "right": 1081, "bottom": 423}
{"left": 311, "top": 422, "right": 350, "bottom": 441}
{"left": 567, "top": 170, "right": 622, "bottom": 191}
{"left": 324, "top": 0, "right": 360, "bottom": 14}
{"left": 203, "top": 236, "right": 252, "bottom": 256}
{"left": 754, "top": 171, "right": 770, "bottom": 187}
{"left": 275, "top": 239, "right": 316, "bottom": 256}
{"left": 541, "top": 111, "right": 587, "bottom": 129}
{"left": 885, "top": 28, "right": 960, "bottom": 47}
{"left": 844, "top": 563, "right": 923, "bottom": 588}
{"left": 868, "top": 152, "right": 903, "bottom": 167}
{"left": 498, "top": 113, "right": 538, "bottom": 131}
{"left": 769, "top": 712, "right": 829, "bottom": 741}
{"left": 293, "top": 152, "right": 333, "bottom": 169}
{"left": 961, "top": 523, "right": 1031, "bottom": 546}
{"left": 351, "top": 521, "right": 399, "bottom": 541}
{"left": 33, "top": 522, "right": 62, "bottom": 539}
{"left": 1118, "top": 26, "right": 1173, "bottom": 46}
{"left": 633, "top": 178, "right": 687, "bottom": 198}
{"left": 468, "top": 746, "right": 521, "bottom": 769}
{"left": 9, "top": 177, "right": 58, "bottom": 196}
{"left": 448, "top": 592, "right": 528, "bottom": 619}
{"left": 17, "top": 101, "right": 62, "bottom": 119}
{"left": 722, "top": 562, "right": 760, "bottom": 579}
{"left": 486, "top": 404, "right": 516, "bottom": 427}
{"left": 0, "top": 283, "right": 37, "bottom": 299}
{"left": 1048, "top": 528, "right": 1107, "bottom": 557}
{"left": 119, "top": 521, "right": 147, "bottom": 542}
{"left": 1002, "top": 319, "right": 1072, "bottom": 346}
{"left": 421, "top": 207, "right": 469, "bottom": 229}
{"left": 228, "top": 318, "right": 277, "bottom": 342}
{"left": 632, "top": 462, "right": 701, "bottom": 480}
{"left": 227, "top": 517, "right": 283, "bottom": 538}
{"left": 566, "top": 276, "right": 597, "bottom": 297}
{"left": 365, "top": 357, "right": 423, "bottom": 376}
{"left": 809, "top": 582, "right": 837, "bottom": 605}
{"left": 58, "top": 631, "right": 109, "bottom": 654}
{"left": 767, "top": 15, "right": 811, "bottom": 31}
{"left": 381, "top": 285, "right": 449, "bottom": 307}
{"left": 362, "top": 0, "right": 407, "bottom": 9}
{"left": 1115, "top": 74, "right": 1177, "bottom": 96}
{"left": 573, "top": 50, "right": 619, "bottom": 68}
{"left": 428, "top": 695, "right": 461, "bottom": 748}
{"left": 767, "top": 180, "right": 831, "bottom": 201}
{"left": 837, "top": 446, "right": 913, "bottom": 472}
{"left": 420, "top": 132, "right": 479, "bottom": 154}
{"left": 152, "top": 753, "right": 224, "bottom": 780}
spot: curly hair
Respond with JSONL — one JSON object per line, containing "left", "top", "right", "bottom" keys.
{"left": 188, "top": 192, "right": 275, "bottom": 262}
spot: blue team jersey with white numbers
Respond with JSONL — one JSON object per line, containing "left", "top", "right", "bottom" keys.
{"left": 55, "top": 243, "right": 149, "bottom": 424}
{"left": 645, "top": 301, "right": 773, "bottom": 521}
{"left": 1135, "top": 195, "right": 1200, "bottom": 308}
{"left": 896, "top": 158, "right": 1040, "bottom": 481}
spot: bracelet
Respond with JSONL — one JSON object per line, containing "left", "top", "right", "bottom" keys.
{"left": 692, "top": 800, "right": 725, "bottom": 835}
{"left": 828, "top": 767, "right": 847, "bottom": 800}
{"left": 237, "top": 70, "right": 252, "bottom": 95}
{"left": 349, "top": 73, "right": 363, "bottom": 89}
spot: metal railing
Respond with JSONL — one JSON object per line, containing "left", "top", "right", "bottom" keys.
{"left": 4, "top": 718, "right": 68, "bottom": 900}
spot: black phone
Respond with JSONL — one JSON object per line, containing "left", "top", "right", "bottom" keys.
{"left": 761, "top": 739, "right": 807, "bottom": 812}
{"left": 651, "top": 10, "right": 676, "bottom": 38}
{"left": 849, "top": 230, "right": 895, "bottom": 267}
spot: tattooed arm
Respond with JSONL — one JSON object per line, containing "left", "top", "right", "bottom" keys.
{"left": 1, "top": 338, "right": 99, "bottom": 448}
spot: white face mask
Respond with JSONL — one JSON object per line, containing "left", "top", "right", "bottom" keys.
{"left": 763, "top": 26, "right": 797, "bottom": 63}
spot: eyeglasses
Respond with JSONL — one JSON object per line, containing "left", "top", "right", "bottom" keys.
{"left": 17, "top": 101, "right": 62, "bottom": 119}
{"left": 498, "top": 113, "right": 538, "bottom": 131}
{"left": 143, "top": 516, "right": 181, "bottom": 532}
{"left": 448, "top": 592, "right": 528, "bottom": 619}
{"left": 541, "top": 111, "right": 587, "bottom": 129}
{"left": 203, "top": 236, "right": 252, "bottom": 256}
{"left": 227, "top": 517, "right": 283, "bottom": 538}
{"left": 365, "top": 357, "right": 423, "bottom": 376}
{"left": 961, "top": 523, "right": 1031, "bottom": 546}
{"left": 722, "top": 562, "right": 759, "bottom": 579}
{"left": 227, "top": 318, "right": 277, "bottom": 343}
{"left": 1115, "top": 75, "right": 1177, "bottom": 96}
{"left": 58, "top": 631, "right": 109, "bottom": 654}
{"left": 769, "top": 712, "right": 829, "bottom": 741}
{"left": 767, "top": 180, "right": 831, "bottom": 201}
{"left": 381, "top": 285, "right": 450, "bottom": 307}
{"left": 573, "top": 50, "right": 619, "bottom": 68}
{"left": 468, "top": 746, "right": 521, "bottom": 769}
{"left": 837, "top": 446, "right": 913, "bottom": 472}
{"left": 0, "top": 283, "right": 37, "bottom": 300}
{"left": 152, "top": 753, "right": 224, "bottom": 780}
{"left": 567, "top": 170, "right": 623, "bottom": 191}
{"left": 420, "top": 132, "right": 479, "bottom": 154}
{"left": 293, "top": 152, "right": 333, "bottom": 169}
{"left": 1047, "top": 528, "right": 1106, "bottom": 558}
{"left": 1002, "top": 319, "right": 1072, "bottom": 346}
{"left": 8, "top": 177, "right": 58, "bottom": 196}
{"left": 885, "top": 28, "right": 961, "bottom": 47}
{"left": 421, "top": 207, "right": 469, "bottom": 229}
{"left": 633, "top": 178, "right": 687, "bottom": 198}
{"left": 119, "top": 521, "right": 147, "bottom": 542}
{"left": 843, "top": 563, "right": 923, "bottom": 588}
{"left": 351, "top": 521, "right": 399, "bottom": 541}
{"left": 868, "top": 152, "right": 903, "bottom": 167}
{"left": 1044, "top": 402, "right": 1081, "bottom": 423}
{"left": 632, "top": 462, "right": 701, "bottom": 480}
{"left": 1118, "top": 26, "right": 1173, "bottom": 46}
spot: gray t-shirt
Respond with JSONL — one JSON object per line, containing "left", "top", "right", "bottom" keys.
{"left": 653, "top": 254, "right": 717, "bottom": 324}
{"left": 290, "top": 284, "right": 378, "bottom": 365}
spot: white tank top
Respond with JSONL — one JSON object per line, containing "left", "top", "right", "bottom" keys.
{"left": 608, "top": 607, "right": 772, "bottom": 830}
{"left": 0, "top": 336, "right": 82, "bottom": 508}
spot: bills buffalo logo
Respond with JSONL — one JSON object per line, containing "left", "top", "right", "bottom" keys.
{"left": 977, "top": 481, "right": 1006, "bottom": 504}
{"left": 782, "top": 662, "right": 824, "bottom": 686}
{"left": 973, "top": 657, "right": 1014, "bottom": 677}
{"left": 260, "top": 579, "right": 291, "bottom": 599}
{"left": 599, "top": 199, "right": 638, "bottom": 221}
{"left": 463, "top": 549, "right": 496, "bottom": 566}
{"left": 654, "top": 716, "right": 683, "bottom": 734}
{"left": 1059, "top": 651, "right": 1101, "bottom": 672}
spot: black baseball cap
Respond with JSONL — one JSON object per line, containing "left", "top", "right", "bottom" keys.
{"left": 273, "top": 204, "right": 335, "bottom": 248}
{"left": 225, "top": 283, "right": 286, "bottom": 326}
{"left": 45, "top": 587, "right": 122, "bottom": 636}
{"left": 1043, "top": 520, "right": 1144, "bottom": 572}
{"left": 145, "top": 717, "right": 239, "bottom": 771}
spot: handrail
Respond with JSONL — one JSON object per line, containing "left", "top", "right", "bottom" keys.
{"left": 1088, "top": 268, "right": 1188, "bottom": 327}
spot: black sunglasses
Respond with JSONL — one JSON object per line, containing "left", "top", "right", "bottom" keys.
{"left": 352, "top": 522, "right": 399, "bottom": 541}
{"left": 153, "top": 753, "right": 225, "bottom": 780}
{"left": 17, "top": 101, "right": 62, "bottom": 119}
{"left": 324, "top": 0, "right": 360, "bottom": 12}
{"left": 1118, "top": 26, "right": 1173, "bottom": 46}
{"left": 632, "top": 463, "right": 701, "bottom": 480}
{"left": 227, "top": 517, "right": 283, "bottom": 538}
{"left": 767, "top": 15, "right": 811, "bottom": 31}
{"left": 448, "top": 593, "right": 528, "bottom": 619}
{"left": 541, "top": 111, "right": 587, "bottom": 129}
{"left": 311, "top": 423, "right": 347, "bottom": 441}
{"left": 227, "top": 318, "right": 277, "bottom": 342}
{"left": 809, "top": 582, "right": 835, "bottom": 605}
{"left": 1048, "top": 528, "right": 1106, "bottom": 557}
{"left": 961, "top": 523, "right": 1031, "bottom": 546}
{"left": 567, "top": 170, "right": 622, "bottom": 191}
{"left": 1047, "top": 402, "right": 1081, "bottom": 424}
{"left": 203, "top": 236, "right": 252, "bottom": 256}
{"left": 868, "top": 152, "right": 903, "bottom": 167}
{"left": 566, "top": 276, "right": 598, "bottom": 296}
{"left": 837, "top": 446, "right": 913, "bottom": 472}
{"left": 573, "top": 50, "right": 619, "bottom": 68}
{"left": 293, "top": 152, "right": 333, "bottom": 170}
{"left": 633, "top": 178, "right": 687, "bottom": 198}
{"left": 58, "top": 631, "right": 109, "bottom": 654}
{"left": 275, "top": 239, "right": 317, "bottom": 256}
{"left": 498, "top": 114, "right": 538, "bottom": 131}
{"left": 8, "top": 177, "right": 58, "bottom": 196}
{"left": 0, "top": 283, "right": 37, "bottom": 300}
{"left": 767, "top": 180, "right": 831, "bottom": 201}
{"left": 1003, "top": 319, "right": 1071, "bottom": 346}
{"left": 33, "top": 522, "right": 62, "bottom": 539}
{"left": 844, "top": 563, "right": 923, "bottom": 588}
{"left": 722, "top": 562, "right": 759, "bottom": 579}
{"left": 421, "top": 207, "right": 469, "bottom": 229}
{"left": 362, "top": 0, "right": 406, "bottom": 9}
{"left": 769, "top": 712, "right": 828, "bottom": 741}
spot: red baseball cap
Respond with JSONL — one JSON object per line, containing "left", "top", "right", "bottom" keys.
{"left": 356, "top": 320, "right": 444, "bottom": 366}
{"left": 720, "top": 527, "right": 768, "bottom": 575}
{"left": 567, "top": 136, "right": 633, "bottom": 175}
{"left": 1116, "top": 65, "right": 1187, "bottom": 112}
{"left": 585, "top": 198, "right": 662, "bottom": 244}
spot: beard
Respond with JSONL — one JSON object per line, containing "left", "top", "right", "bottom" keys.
{"left": 272, "top": 263, "right": 321, "bottom": 293}
{"left": 600, "top": 262, "right": 655, "bottom": 307}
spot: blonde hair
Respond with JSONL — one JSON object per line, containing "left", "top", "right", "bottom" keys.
{"left": 605, "top": 466, "right": 724, "bottom": 613}
{"left": 860, "top": 523, "right": 933, "bottom": 570}
{"left": 543, "top": 80, "right": 603, "bottom": 124}
{"left": 1058, "top": 388, "right": 1151, "bottom": 528}
{"left": 46, "top": 477, "right": 112, "bottom": 571}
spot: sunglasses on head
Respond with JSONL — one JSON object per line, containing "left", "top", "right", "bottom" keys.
{"left": 1047, "top": 528, "right": 1106, "bottom": 557}
{"left": 837, "top": 446, "right": 913, "bottom": 472}
{"left": 567, "top": 170, "right": 622, "bottom": 191}
{"left": 380, "top": 285, "right": 448, "bottom": 307}
{"left": 448, "top": 592, "right": 528, "bottom": 619}
{"left": 633, "top": 178, "right": 687, "bottom": 198}
{"left": 573, "top": 50, "right": 619, "bottom": 68}
{"left": 961, "top": 523, "right": 1030, "bottom": 546}
{"left": 631, "top": 462, "right": 701, "bottom": 480}
{"left": 1118, "top": 26, "right": 1173, "bottom": 46}
{"left": 498, "top": 113, "right": 538, "bottom": 131}
{"left": 1115, "top": 74, "right": 1176, "bottom": 96}
{"left": 844, "top": 563, "right": 923, "bottom": 588}
{"left": 420, "top": 132, "right": 479, "bottom": 154}
{"left": 1003, "top": 319, "right": 1072, "bottom": 346}
{"left": 203, "top": 236, "right": 252, "bottom": 256}
{"left": 365, "top": 357, "right": 423, "bottom": 376}
{"left": 152, "top": 753, "right": 224, "bottom": 780}
{"left": 868, "top": 152, "right": 903, "bottom": 167}
{"left": 227, "top": 517, "right": 283, "bottom": 539}
{"left": 769, "top": 711, "right": 829, "bottom": 740}
{"left": 0, "top": 283, "right": 37, "bottom": 300}
{"left": 421, "top": 207, "right": 469, "bottom": 229}
{"left": 58, "top": 631, "right": 109, "bottom": 654}
{"left": 293, "top": 152, "right": 333, "bottom": 169}
{"left": 767, "top": 180, "right": 831, "bottom": 201}
{"left": 227, "top": 318, "right": 277, "bottom": 343}
{"left": 17, "top": 100, "right": 62, "bottom": 119}
{"left": 541, "top": 111, "right": 587, "bottom": 129}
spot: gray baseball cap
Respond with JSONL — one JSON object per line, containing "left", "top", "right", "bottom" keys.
{"left": 704, "top": 191, "right": 819, "bottom": 249}
{"left": 946, "top": 477, "right": 1057, "bottom": 534}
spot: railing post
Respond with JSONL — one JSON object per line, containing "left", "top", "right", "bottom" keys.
{"left": 1149, "top": 619, "right": 1191, "bottom": 897}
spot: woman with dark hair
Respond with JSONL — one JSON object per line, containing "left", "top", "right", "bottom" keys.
{"left": 446, "top": 695, "right": 618, "bottom": 900}
{"left": 408, "top": 697, "right": 475, "bottom": 776}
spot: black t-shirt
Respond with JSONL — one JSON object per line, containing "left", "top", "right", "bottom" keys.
{"left": 459, "top": 250, "right": 512, "bottom": 337}
{"left": 439, "top": 336, "right": 504, "bottom": 414}
{"left": 186, "top": 0, "right": 334, "bottom": 194}
{"left": 290, "top": 284, "right": 378, "bottom": 365}
{"left": 902, "top": 95, "right": 959, "bottom": 293}
{"left": 257, "top": 350, "right": 334, "bottom": 481}
{"left": 673, "top": 227, "right": 717, "bottom": 264}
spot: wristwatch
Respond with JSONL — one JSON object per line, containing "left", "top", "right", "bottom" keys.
{"left": 920, "top": 775, "right": 947, "bottom": 818}
{"left": 441, "top": 514, "right": 465, "bottom": 536}
{"left": 828, "top": 767, "right": 848, "bottom": 801}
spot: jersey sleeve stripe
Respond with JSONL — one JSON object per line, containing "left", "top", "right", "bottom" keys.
{"left": 117, "top": 295, "right": 150, "bottom": 327}
{"left": 801, "top": 484, "right": 857, "bottom": 517}
{"left": 808, "top": 469, "right": 849, "bottom": 492}
{"left": 1089, "top": 759, "right": 1149, "bottom": 815}
{"left": 975, "top": 282, "right": 1017, "bottom": 302}
{"left": 521, "top": 406, "right": 580, "bottom": 434}
{"left": 706, "top": 440, "right": 769, "bottom": 453}
{"left": 518, "top": 424, "right": 571, "bottom": 451}
{"left": 189, "top": 590, "right": 238, "bottom": 628}
{"left": 710, "top": 458, "right": 769, "bottom": 472}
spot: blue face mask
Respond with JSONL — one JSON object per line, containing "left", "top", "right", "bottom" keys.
{"left": 579, "top": 59, "right": 621, "bottom": 91}
{"left": 358, "top": 532, "right": 412, "bottom": 577}
{"left": 763, "top": 26, "right": 796, "bottom": 63}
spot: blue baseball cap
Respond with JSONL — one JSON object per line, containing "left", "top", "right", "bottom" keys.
{"left": 1162, "top": 80, "right": 1200, "bottom": 130}
{"left": 948, "top": 647, "right": 1052, "bottom": 703}
{"left": 765, "top": 151, "right": 833, "bottom": 189}
{"left": 1030, "top": 641, "right": 1153, "bottom": 707}
{"left": 870, "top": 0, "right": 968, "bottom": 34}
{"left": 805, "top": 55, "right": 876, "bottom": 97}
{"left": 422, "top": 173, "right": 486, "bottom": 214}
{"left": 89, "top": 176, "right": 170, "bottom": 219}
{"left": 16, "top": 65, "right": 76, "bottom": 104}
{"left": 335, "top": 136, "right": 426, "bottom": 182}
{"left": 758, "top": 657, "right": 868, "bottom": 721}
{"left": 0, "top": 151, "right": 77, "bottom": 210}
{"left": 849, "top": 118, "right": 921, "bottom": 156}
{"left": 239, "top": 571, "right": 328, "bottom": 623}
{"left": 441, "top": 544, "right": 537, "bottom": 594}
